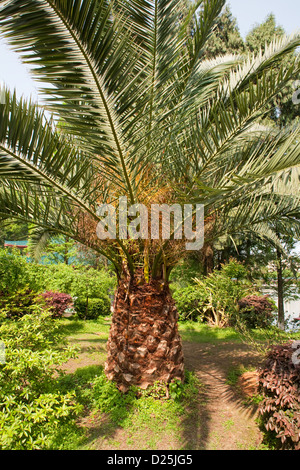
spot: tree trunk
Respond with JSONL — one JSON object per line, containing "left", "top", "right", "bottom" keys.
{"left": 64, "top": 236, "right": 69, "bottom": 265}
{"left": 104, "top": 276, "right": 185, "bottom": 393}
{"left": 202, "top": 243, "right": 214, "bottom": 275}
{"left": 276, "top": 247, "right": 285, "bottom": 331}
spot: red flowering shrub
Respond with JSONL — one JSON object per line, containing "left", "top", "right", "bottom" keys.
{"left": 258, "top": 342, "right": 300, "bottom": 450}
{"left": 238, "top": 295, "right": 275, "bottom": 328}
{"left": 40, "top": 291, "right": 73, "bottom": 318}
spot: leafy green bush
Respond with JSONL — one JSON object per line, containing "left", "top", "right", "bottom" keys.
{"left": 195, "top": 260, "right": 252, "bottom": 327}
{"left": 0, "top": 248, "right": 116, "bottom": 299}
{"left": 42, "top": 264, "right": 116, "bottom": 299}
{"left": 0, "top": 287, "right": 40, "bottom": 319}
{"left": 172, "top": 285, "right": 206, "bottom": 321}
{"left": 0, "top": 310, "right": 81, "bottom": 449}
{"left": 172, "top": 259, "right": 253, "bottom": 326}
{"left": 0, "top": 248, "right": 32, "bottom": 293}
{"left": 74, "top": 296, "right": 111, "bottom": 319}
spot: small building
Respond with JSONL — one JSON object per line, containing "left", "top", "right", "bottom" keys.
{"left": 4, "top": 240, "right": 28, "bottom": 255}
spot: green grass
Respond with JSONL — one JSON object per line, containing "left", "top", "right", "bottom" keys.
{"left": 82, "top": 369, "right": 201, "bottom": 450}
{"left": 225, "top": 364, "right": 257, "bottom": 387}
{"left": 59, "top": 316, "right": 111, "bottom": 337}
{"left": 60, "top": 316, "right": 300, "bottom": 346}
{"left": 62, "top": 317, "right": 242, "bottom": 344}
{"left": 178, "top": 320, "right": 300, "bottom": 345}
{"left": 54, "top": 317, "right": 203, "bottom": 450}
{"left": 178, "top": 321, "right": 241, "bottom": 343}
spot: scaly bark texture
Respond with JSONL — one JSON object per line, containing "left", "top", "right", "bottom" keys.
{"left": 104, "top": 276, "right": 185, "bottom": 392}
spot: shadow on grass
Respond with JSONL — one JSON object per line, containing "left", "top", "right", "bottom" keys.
{"left": 58, "top": 364, "right": 104, "bottom": 396}
{"left": 59, "top": 319, "right": 87, "bottom": 335}
{"left": 58, "top": 364, "right": 138, "bottom": 449}
{"left": 78, "top": 397, "right": 138, "bottom": 450}
{"left": 68, "top": 336, "right": 108, "bottom": 347}
{"left": 60, "top": 317, "right": 112, "bottom": 336}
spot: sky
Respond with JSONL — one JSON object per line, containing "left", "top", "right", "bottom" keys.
{"left": 228, "top": 0, "right": 300, "bottom": 39}
{"left": 0, "top": 1, "right": 299, "bottom": 100}
{"left": 0, "top": 37, "right": 40, "bottom": 101}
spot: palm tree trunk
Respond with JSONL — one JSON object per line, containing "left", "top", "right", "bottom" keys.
{"left": 104, "top": 275, "right": 185, "bottom": 393}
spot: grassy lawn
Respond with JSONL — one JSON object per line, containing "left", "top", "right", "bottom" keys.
{"left": 179, "top": 320, "right": 300, "bottom": 344}
{"left": 61, "top": 316, "right": 300, "bottom": 343}
{"left": 60, "top": 316, "right": 112, "bottom": 337}
{"left": 179, "top": 321, "right": 241, "bottom": 343}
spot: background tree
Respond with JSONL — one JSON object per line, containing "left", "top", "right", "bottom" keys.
{"left": 246, "top": 14, "right": 300, "bottom": 126}
{"left": 203, "top": 5, "right": 245, "bottom": 58}
{"left": 246, "top": 14, "right": 285, "bottom": 54}
{"left": 245, "top": 14, "right": 300, "bottom": 328}
{"left": 28, "top": 234, "right": 77, "bottom": 265}
{"left": 191, "top": 8, "right": 300, "bottom": 330}
{"left": 0, "top": 219, "right": 28, "bottom": 246}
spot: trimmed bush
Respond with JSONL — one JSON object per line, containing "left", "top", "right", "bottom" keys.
{"left": 74, "top": 296, "right": 111, "bottom": 319}
{"left": 258, "top": 342, "right": 300, "bottom": 450}
{"left": 238, "top": 295, "right": 276, "bottom": 329}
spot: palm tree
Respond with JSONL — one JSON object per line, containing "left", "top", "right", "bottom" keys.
{"left": 0, "top": 0, "right": 300, "bottom": 391}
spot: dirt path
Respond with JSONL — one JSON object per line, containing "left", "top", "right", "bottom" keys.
{"left": 182, "top": 341, "right": 263, "bottom": 450}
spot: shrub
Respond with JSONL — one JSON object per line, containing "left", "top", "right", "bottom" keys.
{"left": 0, "top": 287, "right": 39, "bottom": 319}
{"left": 0, "top": 248, "right": 31, "bottom": 293}
{"left": 172, "top": 260, "right": 253, "bottom": 326}
{"left": 74, "top": 296, "right": 111, "bottom": 319}
{"left": 258, "top": 342, "right": 300, "bottom": 450}
{"left": 172, "top": 285, "right": 206, "bottom": 321}
{"left": 40, "top": 291, "right": 74, "bottom": 318}
{"left": 0, "top": 248, "right": 116, "bottom": 297}
{"left": 194, "top": 260, "right": 253, "bottom": 327}
{"left": 43, "top": 264, "right": 116, "bottom": 299}
{"left": 238, "top": 295, "right": 276, "bottom": 329}
{"left": 0, "top": 310, "right": 81, "bottom": 449}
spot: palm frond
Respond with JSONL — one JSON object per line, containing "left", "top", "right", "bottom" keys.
{"left": 27, "top": 227, "right": 52, "bottom": 262}
{"left": 0, "top": 0, "right": 138, "bottom": 201}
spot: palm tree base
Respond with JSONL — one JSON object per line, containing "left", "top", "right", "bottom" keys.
{"left": 104, "top": 276, "right": 185, "bottom": 393}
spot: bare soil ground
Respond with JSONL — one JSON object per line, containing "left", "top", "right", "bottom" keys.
{"left": 182, "top": 341, "right": 263, "bottom": 450}
{"left": 63, "top": 333, "right": 264, "bottom": 450}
